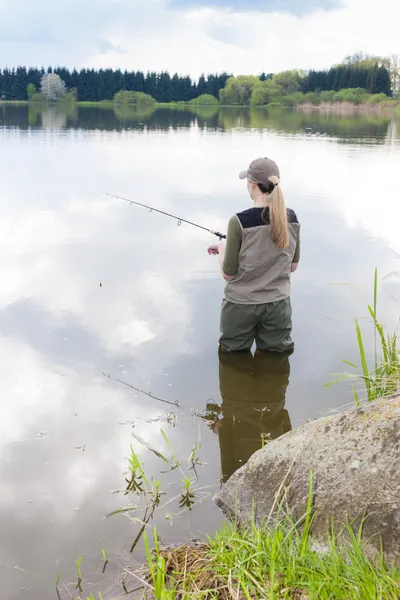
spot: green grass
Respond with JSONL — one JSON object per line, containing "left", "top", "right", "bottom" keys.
{"left": 124, "top": 474, "right": 400, "bottom": 599}
{"left": 140, "top": 502, "right": 400, "bottom": 599}
{"left": 76, "top": 100, "right": 114, "bottom": 107}
{"left": 69, "top": 285, "right": 400, "bottom": 599}
{"left": 0, "top": 100, "right": 29, "bottom": 104}
{"left": 328, "top": 268, "right": 400, "bottom": 403}
{"left": 1, "top": 98, "right": 400, "bottom": 111}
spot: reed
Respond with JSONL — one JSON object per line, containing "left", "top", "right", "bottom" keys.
{"left": 138, "top": 485, "right": 400, "bottom": 599}
{"left": 328, "top": 268, "right": 400, "bottom": 402}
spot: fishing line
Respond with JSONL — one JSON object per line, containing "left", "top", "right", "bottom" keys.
{"left": 101, "top": 191, "right": 226, "bottom": 239}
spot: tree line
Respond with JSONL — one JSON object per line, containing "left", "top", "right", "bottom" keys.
{"left": 302, "top": 65, "right": 392, "bottom": 96}
{"left": 0, "top": 60, "right": 395, "bottom": 103}
{"left": 0, "top": 67, "right": 231, "bottom": 102}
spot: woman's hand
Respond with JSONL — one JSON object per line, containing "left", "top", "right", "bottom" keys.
{"left": 291, "top": 263, "right": 299, "bottom": 273}
{"left": 208, "top": 244, "right": 220, "bottom": 256}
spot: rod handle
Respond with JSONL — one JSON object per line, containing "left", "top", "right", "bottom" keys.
{"left": 210, "top": 230, "right": 227, "bottom": 240}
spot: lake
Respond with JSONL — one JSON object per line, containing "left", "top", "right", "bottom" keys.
{"left": 1, "top": 103, "right": 400, "bottom": 599}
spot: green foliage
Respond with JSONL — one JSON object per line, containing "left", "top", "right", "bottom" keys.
{"left": 303, "top": 63, "right": 392, "bottom": 96}
{"left": 328, "top": 269, "right": 400, "bottom": 402}
{"left": 367, "top": 93, "right": 391, "bottom": 104}
{"left": 113, "top": 103, "right": 156, "bottom": 121}
{"left": 273, "top": 69, "right": 304, "bottom": 94}
{"left": 0, "top": 67, "right": 231, "bottom": 102}
{"left": 343, "top": 52, "right": 390, "bottom": 69}
{"left": 303, "top": 91, "right": 321, "bottom": 105}
{"left": 219, "top": 75, "right": 261, "bottom": 105}
{"left": 1, "top": 62, "right": 398, "bottom": 105}
{"left": 250, "top": 79, "right": 282, "bottom": 106}
{"left": 29, "top": 92, "right": 46, "bottom": 103}
{"left": 267, "top": 102, "right": 285, "bottom": 109}
{"left": 224, "top": 76, "right": 395, "bottom": 108}
{"left": 218, "top": 63, "right": 395, "bottom": 107}
{"left": 188, "top": 105, "right": 219, "bottom": 120}
{"left": 319, "top": 89, "right": 336, "bottom": 102}
{"left": 242, "top": 72, "right": 304, "bottom": 107}
{"left": 284, "top": 88, "right": 392, "bottom": 107}
{"left": 188, "top": 93, "right": 219, "bottom": 105}
{"left": 179, "top": 476, "right": 196, "bottom": 510}
{"left": 332, "top": 87, "right": 369, "bottom": 104}
{"left": 143, "top": 485, "right": 400, "bottom": 599}
{"left": 26, "top": 83, "right": 36, "bottom": 99}
{"left": 249, "top": 84, "right": 268, "bottom": 106}
{"left": 280, "top": 92, "right": 305, "bottom": 106}
{"left": 60, "top": 91, "right": 77, "bottom": 105}
{"left": 125, "top": 444, "right": 149, "bottom": 494}
{"left": 113, "top": 90, "right": 156, "bottom": 107}
{"left": 107, "top": 429, "right": 205, "bottom": 554}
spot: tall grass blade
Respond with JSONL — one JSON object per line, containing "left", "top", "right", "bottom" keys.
{"left": 101, "top": 548, "right": 109, "bottom": 574}
{"left": 367, "top": 305, "right": 389, "bottom": 365}
{"left": 299, "top": 471, "right": 314, "bottom": 557}
{"left": 143, "top": 531, "right": 155, "bottom": 584}
{"left": 56, "top": 574, "right": 61, "bottom": 600}
{"left": 352, "top": 388, "right": 361, "bottom": 407}
{"left": 343, "top": 360, "right": 358, "bottom": 368}
{"left": 106, "top": 505, "right": 138, "bottom": 517}
{"left": 160, "top": 428, "right": 180, "bottom": 470}
{"left": 130, "top": 522, "right": 147, "bottom": 554}
{"left": 373, "top": 267, "right": 378, "bottom": 371}
{"left": 355, "top": 319, "right": 371, "bottom": 400}
{"left": 131, "top": 432, "right": 171, "bottom": 464}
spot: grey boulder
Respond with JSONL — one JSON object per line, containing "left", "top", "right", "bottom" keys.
{"left": 215, "top": 395, "right": 400, "bottom": 562}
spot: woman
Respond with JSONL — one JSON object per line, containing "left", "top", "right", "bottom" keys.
{"left": 208, "top": 157, "right": 300, "bottom": 353}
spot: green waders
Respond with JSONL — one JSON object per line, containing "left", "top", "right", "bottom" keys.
{"left": 219, "top": 297, "right": 293, "bottom": 353}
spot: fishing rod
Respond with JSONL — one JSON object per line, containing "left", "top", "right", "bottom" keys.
{"left": 101, "top": 191, "right": 226, "bottom": 240}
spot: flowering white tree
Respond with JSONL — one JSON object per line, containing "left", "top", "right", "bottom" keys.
{"left": 40, "top": 73, "right": 67, "bottom": 101}
{"left": 389, "top": 55, "right": 400, "bottom": 96}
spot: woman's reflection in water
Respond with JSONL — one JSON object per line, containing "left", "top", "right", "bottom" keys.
{"left": 204, "top": 349, "right": 292, "bottom": 484}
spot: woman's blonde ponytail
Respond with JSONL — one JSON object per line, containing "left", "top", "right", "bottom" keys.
{"left": 267, "top": 175, "right": 289, "bottom": 248}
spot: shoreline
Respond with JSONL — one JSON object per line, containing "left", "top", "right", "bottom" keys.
{"left": 296, "top": 100, "right": 400, "bottom": 115}
{"left": 1, "top": 99, "right": 399, "bottom": 114}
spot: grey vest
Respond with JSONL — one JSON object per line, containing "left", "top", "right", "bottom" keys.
{"left": 225, "top": 207, "right": 300, "bottom": 305}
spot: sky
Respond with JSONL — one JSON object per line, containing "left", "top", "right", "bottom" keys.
{"left": 0, "top": 0, "right": 399, "bottom": 77}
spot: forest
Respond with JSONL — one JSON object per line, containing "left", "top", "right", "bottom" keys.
{"left": 0, "top": 60, "right": 395, "bottom": 103}
{"left": 0, "top": 67, "right": 231, "bottom": 102}
{"left": 302, "top": 65, "right": 391, "bottom": 96}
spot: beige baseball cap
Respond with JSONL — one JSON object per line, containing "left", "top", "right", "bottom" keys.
{"left": 239, "top": 157, "right": 280, "bottom": 184}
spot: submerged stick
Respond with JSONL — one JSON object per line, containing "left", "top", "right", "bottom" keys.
{"left": 102, "top": 372, "right": 180, "bottom": 407}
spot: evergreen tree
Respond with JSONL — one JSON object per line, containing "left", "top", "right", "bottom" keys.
{"left": 302, "top": 64, "right": 392, "bottom": 95}
{"left": 170, "top": 74, "right": 181, "bottom": 102}
{"left": 197, "top": 75, "right": 207, "bottom": 96}
{"left": 375, "top": 66, "right": 392, "bottom": 95}
{"left": 0, "top": 63, "right": 391, "bottom": 103}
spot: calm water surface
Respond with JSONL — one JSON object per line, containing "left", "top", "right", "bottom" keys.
{"left": 1, "top": 104, "right": 400, "bottom": 599}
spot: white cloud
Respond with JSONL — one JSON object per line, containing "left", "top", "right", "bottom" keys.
{"left": 0, "top": 0, "right": 398, "bottom": 77}
{"left": 170, "top": 0, "right": 342, "bottom": 14}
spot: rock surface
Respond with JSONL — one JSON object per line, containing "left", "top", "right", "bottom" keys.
{"left": 215, "top": 395, "right": 400, "bottom": 562}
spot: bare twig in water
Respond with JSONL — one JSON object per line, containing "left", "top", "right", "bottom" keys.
{"left": 102, "top": 373, "right": 180, "bottom": 407}
{"left": 124, "top": 567, "right": 154, "bottom": 592}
